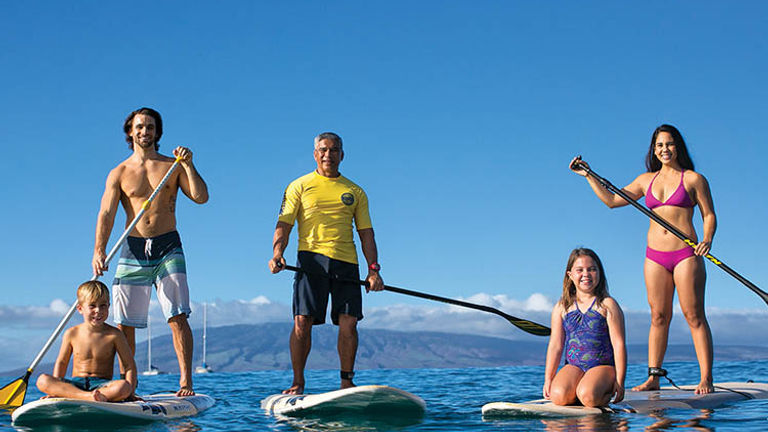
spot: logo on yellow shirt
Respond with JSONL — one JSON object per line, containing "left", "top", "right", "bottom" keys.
{"left": 341, "top": 193, "right": 354, "bottom": 205}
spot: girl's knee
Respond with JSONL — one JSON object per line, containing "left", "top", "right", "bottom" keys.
{"left": 576, "top": 386, "right": 609, "bottom": 407}
{"left": 549, "top": 386, "right": 575, "bottom": 406}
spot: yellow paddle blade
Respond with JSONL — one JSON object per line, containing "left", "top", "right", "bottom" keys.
{"left": 0, "top": 375, "right": 28, "bottom": 408}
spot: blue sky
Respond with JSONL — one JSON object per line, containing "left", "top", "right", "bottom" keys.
{"left": 1, "top": 2, "right": 767, "bottom": 371}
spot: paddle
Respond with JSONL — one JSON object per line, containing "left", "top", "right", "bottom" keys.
{"left": 279, "top": 264, "right": 551, "bottom": 336}
{"left": 0, "top": 156, "right": 183, "bottom": 409}
{"left": 571, "top": 158, "right": 768, "bottom": 306}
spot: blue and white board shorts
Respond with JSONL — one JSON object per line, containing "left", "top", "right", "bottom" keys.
{"left": 112, "top": 231, "right": 191, "bottom": 328}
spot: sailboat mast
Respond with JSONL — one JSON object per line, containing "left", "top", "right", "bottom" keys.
{"left": 202, "top": 303, "right": 207, "bottom": 364}
{"left": 147, "top": 316, "right": 152, "bottom": 372}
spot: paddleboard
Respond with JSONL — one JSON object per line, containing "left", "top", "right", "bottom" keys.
{"left": 261, "top": 385, "right": 426, "bottom": 417}
{"left": 12, "top": 393, "right": 215, "bottom": 426}
{"left": 482, "top": 382, "right": 768, "bottom": 418}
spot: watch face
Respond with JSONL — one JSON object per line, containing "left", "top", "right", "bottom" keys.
{"left": 370, "top": 263, "right": 380, "bottom": 271}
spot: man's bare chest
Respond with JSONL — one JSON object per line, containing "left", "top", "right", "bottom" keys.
{"left": 120, "top": 168, "right": 177, "bottom": 199}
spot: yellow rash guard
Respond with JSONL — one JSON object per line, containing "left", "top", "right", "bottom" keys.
{"left": 278, "top": 171, "right": 372, "bottom": 264}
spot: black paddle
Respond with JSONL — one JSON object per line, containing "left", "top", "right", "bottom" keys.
{"left": 279, "top": 264, "right": 551, "bottom": 336}
{"left": 571, "top": 157, "right": 768, "bottom": 306}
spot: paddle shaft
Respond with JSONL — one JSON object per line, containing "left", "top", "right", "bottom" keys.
{"left": 575, "top": 160, "right": 768, "bottom": 306}
{"left": 27, "top": 158, "right": 182, "bottom": 372}
{"left": 281, "top": 264, "right": 551, "bottom": 336}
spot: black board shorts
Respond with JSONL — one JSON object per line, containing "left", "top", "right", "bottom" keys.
{"left": 293, "top": 251, "right": 363, "bottom": 325}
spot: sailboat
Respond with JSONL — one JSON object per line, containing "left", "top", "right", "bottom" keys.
{"left": 195, "top": 302, "right": 213, "bottom": 374}
{"left": 140, "top": 315, "right": 161, "bottom": 376}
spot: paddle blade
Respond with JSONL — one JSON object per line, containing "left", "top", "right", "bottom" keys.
{"left": 508, "top": 318, "right": 551, "bottom": 337}
{"left": 0, "top": 373, "right": 29, "bottom": 409}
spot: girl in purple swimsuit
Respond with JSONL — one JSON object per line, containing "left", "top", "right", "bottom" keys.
{"left": 544, "top": 248, "right": 627, "bottom": 407}
{"left": 569, "top": 124, "right": 717, "bottom": 395}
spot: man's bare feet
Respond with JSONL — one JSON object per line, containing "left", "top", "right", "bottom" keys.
{"left": 631, "top": 376, "right": 660, "bottom": 392}
{"left": 695, "top": 379, "right": 714, "bottom": 394}
{"left": 92, "top": 389, "right": 108, "bottom": 402}
{"left": 176, "top": 386, "right": 195, "bottom": 397}
{"left": 282, "top": 383, "right": 304, "bottom": 395}
{"left": 340, "top": 379, "right": 355, "bottom": 390}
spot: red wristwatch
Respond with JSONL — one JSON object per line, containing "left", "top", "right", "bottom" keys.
{"left": 369, "top": 262, "right": 381, "bottom": 272}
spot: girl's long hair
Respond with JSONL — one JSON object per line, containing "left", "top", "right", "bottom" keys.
{"left": 560, "top": 247, "right": 609, "bottom": 310}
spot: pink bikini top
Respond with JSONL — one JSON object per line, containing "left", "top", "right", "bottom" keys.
{"left": 645, "top": 170, "right": 694, "bottom": 209}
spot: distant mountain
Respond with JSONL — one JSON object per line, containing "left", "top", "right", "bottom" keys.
{"left": 141, "top": 322, "right": 548, "bottom": 373}
{"left": 116, "top": 322, "right": 768, "bottom": 373}
{"left": 5, "top": 322, "right": 768, "bottom": 378}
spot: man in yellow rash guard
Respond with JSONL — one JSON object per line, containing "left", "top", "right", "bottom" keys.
{"left": 269, "top": 132, "right": 384, "bottom": 395}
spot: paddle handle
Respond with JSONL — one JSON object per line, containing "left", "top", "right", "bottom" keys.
{"left": 575, "top": 160, "right": 768, "bottom": 306}
{"left": 27, "top": 158, "right": 182, "bottom": 372}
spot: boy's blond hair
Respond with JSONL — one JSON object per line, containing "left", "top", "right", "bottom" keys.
{"left": 77, "top": 281, "right": 110, "bottom": 305}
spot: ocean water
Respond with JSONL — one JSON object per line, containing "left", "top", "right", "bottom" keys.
{"left": 3, "top": 360, "right": 768, "bottom": 431}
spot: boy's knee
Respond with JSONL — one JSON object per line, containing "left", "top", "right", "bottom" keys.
{"left": 116, "top": 381, "right": 133, "bottom": 400}
{"left": 36, "top": 374, "right": 53, "bottom": 390}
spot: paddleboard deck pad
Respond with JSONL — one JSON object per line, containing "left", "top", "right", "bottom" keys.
{"left": 261, "top": 385, "right": 425, "bottom": 417}
{"left": 482, "top": 382, "right": 768, "bottom": 418}
{"left": 12, "top": 393, "right": 215, "bottom": 425}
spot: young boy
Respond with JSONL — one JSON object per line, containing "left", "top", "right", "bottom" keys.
{"left": 36, "top": 281, "right": 137, "bottom": 401}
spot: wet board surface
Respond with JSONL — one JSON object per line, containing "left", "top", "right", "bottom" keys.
{"left": 482, "top": 382, "right": 768, "bottom": 418}
{"left": 12, "top": 393, "right": 215, "bottom": 425}
{"left": 261, "top": 385, "right": 426, "bottom": 417}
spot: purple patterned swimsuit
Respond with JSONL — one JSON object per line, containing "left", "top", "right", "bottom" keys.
{"left": 563, "top": 298, "right": 614, "bottom": 372}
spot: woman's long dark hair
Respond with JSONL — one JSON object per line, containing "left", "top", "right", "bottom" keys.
{"left": 645, "top": 124, "right": 695, "bottom": 172}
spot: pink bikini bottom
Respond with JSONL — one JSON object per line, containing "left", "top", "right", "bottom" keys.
{"left": 646, "top": 246, "right": 695, "bottom": 273}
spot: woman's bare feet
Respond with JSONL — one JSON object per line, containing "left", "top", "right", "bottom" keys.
{"left": 176, "top": 386, "right": 195, "bottom": 397}
{"left": 631, "top": 376, "right": 660, "bottom": 392}
{"left": 695, "top": 378, "right": 714, "bottom": 394}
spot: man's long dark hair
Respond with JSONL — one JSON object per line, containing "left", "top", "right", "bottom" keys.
{"left": 123, "top": 107, "right": 163, "bottom": 150}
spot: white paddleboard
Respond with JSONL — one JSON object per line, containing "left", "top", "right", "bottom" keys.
{"left": 261, "top": 385, "right": 426, "bottom": 417}
{"left": 482, "top": 382, "right": 768, "bottom": 418}
{"left": 12, "top": 393, "right": 215, "bottom": 425}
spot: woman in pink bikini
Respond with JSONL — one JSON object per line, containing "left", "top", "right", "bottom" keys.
{"left": 569, "top": 124, "right": 716, "bottom": 394}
